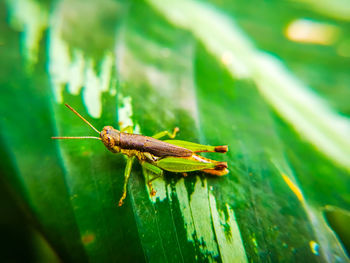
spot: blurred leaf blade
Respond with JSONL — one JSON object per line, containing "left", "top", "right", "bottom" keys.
{"left": 1, "top": 0, "right": 350, "bottom": 262}
{"left": 0, "top": 4, "right": 89, "bottom": 261}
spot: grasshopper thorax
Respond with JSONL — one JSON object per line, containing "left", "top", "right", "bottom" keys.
{"left": 101, "top": 126, "right": 121, "bottom": 153}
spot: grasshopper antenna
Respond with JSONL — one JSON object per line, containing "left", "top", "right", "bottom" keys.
{"left": 51, "top": 104, "right": 101, "bottom": 141}
{"left": 51, "top": 136, "right": 101, "bottom": 140}
{"left": 64, "top": 104, "right": 100, "bottom": 134}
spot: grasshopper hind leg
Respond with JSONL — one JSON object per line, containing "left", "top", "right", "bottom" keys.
{"left": 141, "top": 162, "right": 164, "bottom": 196}
{"left": 155, "top": 155, "right": 229, "bottom": 176}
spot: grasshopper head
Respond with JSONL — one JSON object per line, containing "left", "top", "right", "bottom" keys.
{"left": 100, "top": 126, "right": 121, "bottom": 153}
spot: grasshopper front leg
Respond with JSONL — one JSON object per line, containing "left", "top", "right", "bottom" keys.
{"left": 152, "top": 127, "right": 179, "bottom": 139}
{"left": 118, "top": 156, "right": 135, "bottom": 206}
{"left": 120, "top": 125, "right": 134, "bottom": 134}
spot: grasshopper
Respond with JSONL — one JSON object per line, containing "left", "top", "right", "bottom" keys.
{"left": 52, "top": 104, "right": 228, "bottom": 206}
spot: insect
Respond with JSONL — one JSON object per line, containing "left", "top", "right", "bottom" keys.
{"left": 52, "top": 104, "right": 228, "bottom": 206}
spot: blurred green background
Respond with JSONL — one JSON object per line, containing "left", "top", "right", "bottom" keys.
{"left": 1, "top": 0, "right": 350, "bottom": 262}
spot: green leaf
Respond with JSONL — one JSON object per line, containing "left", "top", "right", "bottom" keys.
{"left": 1, "top": 0, "right": 350, "bottom": 262}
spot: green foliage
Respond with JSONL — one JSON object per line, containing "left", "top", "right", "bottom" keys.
{"left": 1, "top": 0, "right": 349, "bottom": 262}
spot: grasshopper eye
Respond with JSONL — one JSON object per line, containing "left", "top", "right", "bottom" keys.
{"left": 101, "top": 132, "right": 115, "bottom": 149}
{"left": 106, "top": 135, "right": 114, "bottom": 146}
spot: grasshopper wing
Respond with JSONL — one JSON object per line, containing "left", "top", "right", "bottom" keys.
{"left": 163, "top": 140, "right": 228, "bottom": 153}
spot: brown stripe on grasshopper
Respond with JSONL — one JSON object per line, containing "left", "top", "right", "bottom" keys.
{"left": 101, "top": 127, "right": 193, "bottom": 158}
{"left": 52, "top": 104, "right": 229, "bottom": 206}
